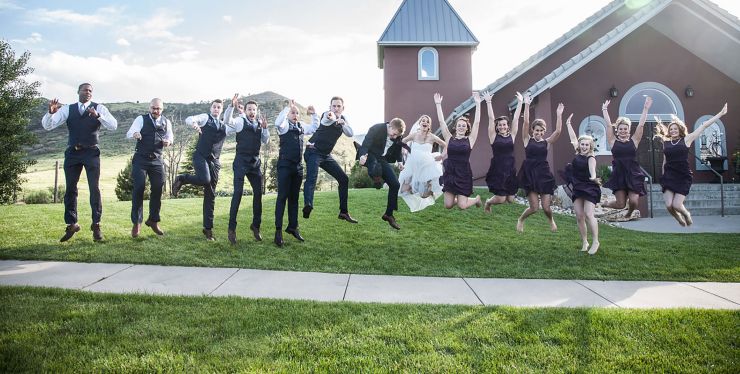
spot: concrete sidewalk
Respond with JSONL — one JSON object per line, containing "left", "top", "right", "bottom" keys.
{"left": 1, "top": 260, "right": 738, "bottom": 309}
{"left": 618, "top": 215, "right": 740, "bottom": 233}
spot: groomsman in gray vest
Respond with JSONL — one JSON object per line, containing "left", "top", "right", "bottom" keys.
{"left": 171, "top": 99, "right": 226, "bottom": 241}
{"left": 126, "top": 98, "right": 173, "bottom": 238}
{"left": 223, "top": 93, "right": 269, "bottom": 245}
{"left": 42, "top": 83, "right": 118, "bottom": 242}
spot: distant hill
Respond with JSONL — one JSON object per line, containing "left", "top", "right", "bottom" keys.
{"left": 24, "top": 91, "right": 357, "bottom": 166}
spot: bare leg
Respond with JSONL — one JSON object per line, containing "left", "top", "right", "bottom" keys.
{"left": 517, "top": 192, "right": 540, "bottom": 233}
{"left": 585, "top": 201, "right": 600, "bottom": 254}
{"left": 663, "top": 190, "right": 685, "bottom": 226}
{"left": 573, "top": 198, "right": 588, "bottom": 251}
{"left": 625, "top": 191, "right": 640, "bottom": 218}
{"left": 605, "top": 190, "right": 627, "bottom": 210}
{"left": 671, "top": 193, "right": 692, "bottom": 226}
{"left": 541, "top": 194, "right": 557, "bottom": 232}
{"left": 456, "top": 195, "right": 481, "bottom": 210}
{"left": 484, "top": 194, "right": 508, "bottom": 213}
{"left": 443, "top": 192, "right": 456, "bottom": 209}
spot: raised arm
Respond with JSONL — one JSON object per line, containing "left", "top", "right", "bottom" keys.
{"left": 483, "top": 91, "right": 496, "bottom": 144}
{"left": 546, "top": 102, "right": 564, "bottom": 144}
{"left": 685, "top": 103, "right": 727, "bottom": 146}
{"left": 510, "top": 91, "right": 524, "bottom": 141}
{"left": 434, "top": 92, "right": 452, "bottom": 141}
{"left": 431, "top": 134, "right": 446, "bottom": 149}
{"left": 401, "top": 129, "right": 417, "bottom": 144}
{"left": 521, "top": 93, "right": 532, "bottom": 146}
{"left": 602, "top": 99, "right": 615, "bottom": 147}
{"left": 565, "top": 113, "right": 577, "bottom": 151}
{"left": 632, "top": 96, "right": 652, "bottom": 148}
{"left": 468, "top": 91, "right": 482, "bottom": 147}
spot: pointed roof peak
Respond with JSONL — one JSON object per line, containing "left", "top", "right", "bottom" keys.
{"left": 378, "top": 0, "right": 478, "bottom": 68}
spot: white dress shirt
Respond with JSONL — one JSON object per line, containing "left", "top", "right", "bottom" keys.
{"left": 222, "top": 105, "right": 269, "bottom": 144}
{"left": 126, "top": 114, "right": 174, "bottom": 143}
{"left": 41, "top": 101, "right": 118, "bottom": 131}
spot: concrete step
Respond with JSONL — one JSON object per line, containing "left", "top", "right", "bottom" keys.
{"left": 648, "top": 206, "right": 740, "bottom": 217}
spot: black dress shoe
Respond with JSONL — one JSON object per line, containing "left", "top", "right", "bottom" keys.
{"left": 91, "top": 223, "right": 104, "bottom": 242}
{"left": 171, "top": 176, "right": 183, "bottom": 197}
{"left": 302, "top": 205, "right": 312, "bottom": 219}
{"left": 382, "top": 214, "right": 400, "bottom": 230}
{"left": 274, "top": 230, "right": 284, "bottom": 247}
{"left": 202, "top": 228, "right": 215, "bottom": 241}
{"left": 338, "top": 212, "right": 358, "bottom": 223}
{"left": 145, "top": 219, "right": 164, "bottom": 235}
{"left": 285, "top": 228, "right": 305, "bottom": 242}
{"left": 250, "top": 224, "right": 262, "bottom": 241}
{"left": 60, "top": 223, "right": 80, "bottom": 242}
{"left": 228, "top": 229, "right": 237, "bottom": 245}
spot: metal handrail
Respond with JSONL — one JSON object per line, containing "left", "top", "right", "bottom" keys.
{"left": 639, "top": 165, "right": 654, "bottom": 218}
{"left": 692, "top": 154, "right": 725, "bottom": 217}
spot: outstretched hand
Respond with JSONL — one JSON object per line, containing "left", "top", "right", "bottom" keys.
{"left": 433, "top": 92, "right": 443, "bottom": 105}
{"left": 48, "top": 98, "right": 62, "bottom": 114}
{"left": 482, "top": 91, "right": 493, "bottom": 102}
{"left": 602, "top": 99, "right": 610, "bottom": 111}
{"left": 232, "top": 93, "right": 239, "bottom": 107}
{"left": 259, "top": 113, "right": 268, "bottom": 129}
{"left": 644, "top": 96, "right": 653, "bottom": 110}
{"left": 307, "top": 105, "right": 315, "bottom": 116}
{"left": 566, "top": 113, "right": 574, "bottom": 125}
{"left": 515, "top": 91, "right": 523, "bottom": 103}
{"left": 556, "top": 103, "right": 565, "bottom": 116}
{"left": 719, "top": 103, "right": 728, "bottom": 116}
{"left": 523, "top": 92, "right": 532, "bottom": 105}
{"left": 472, "top": 91, "right": 482, "bottom": 104}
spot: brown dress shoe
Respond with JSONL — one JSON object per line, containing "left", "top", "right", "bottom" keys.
{"left": 274, "top": 230, "right": 284, "bottom": 247}
{"left": 202, "top": 228, "right": 215, "bottom": 241}
{"left": 131, "top": 223, "right": 141, "bottom": 238}
{"left": 382, "top": 214, "right": 400, "bottom": 230}
{"left": 338, "top": 212, "right": 358, "bottom": 223}
{"left": 228, "top": 229, "right": 237, "bottom": 245}
{"left": 60, "top": 223, "right": 81, "bottom": 242}
{"left": 285, "top": 227, "right": 305, "bottom": 242}
{"left": 91, "top": 223, "right": 103, "bottom": 242}
{"left": 250, "top": 224, "right": 262, "bottom": 241}
{"left": 145, "top": 219, "right": 164, "bottom": 235}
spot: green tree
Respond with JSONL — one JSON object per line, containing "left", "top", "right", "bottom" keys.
{"left": 115, "top": 157, "right": 149, "bottom": 201}
{"left": 0, "top": 41, "right": 40, "bottom": 204}
{"left": 178, "top": 140, "right": 203, "bottom": 197}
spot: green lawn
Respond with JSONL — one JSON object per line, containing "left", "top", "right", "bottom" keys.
{"left": 1, "top": 287, "right": 737, "bottom": 372}
{"left": 1, "top": 189, "right": 738, "bottom": 281}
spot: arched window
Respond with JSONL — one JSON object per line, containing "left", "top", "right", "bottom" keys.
{"left": 693, "top": 116, "right": 727, "bottom": 171}
{"left": 578, "top": 115, "right": 610, "bottom": 155}
{"left": 619, "top": 82, "right": 684, "bottom": 122}
{"left": 418, "top": 47, "right": 439, "bottom": 80}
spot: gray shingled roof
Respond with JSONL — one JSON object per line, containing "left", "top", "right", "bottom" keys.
{"left": 377, "top": 0, "right": 479, "bottom": 68}
{"left": 446, "top": 0, "right": 740, "bottom": 124}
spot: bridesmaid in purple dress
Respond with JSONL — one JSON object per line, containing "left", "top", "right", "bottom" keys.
{"left": 516, "top": 96, "right": 564, "bottom": 233}
{"left": 565, "top": 117, "right": 601, "bottom": 254}
{"left": 434, "top": 91, "right": 483, "bottom": 209}
{"left": 655, "top": 103, "right": 728, "bottom": 226}
{"left": 601, "top": 96, "right": 652, "bottom": 218}
{"left": 483, "top": 91, "right": 524, "bottom": 213}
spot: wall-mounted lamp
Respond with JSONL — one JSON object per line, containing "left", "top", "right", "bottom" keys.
{"left": 609, "top": 85, "right": 619, "bottom": 98}
{"left": 685, "top": 85, "right": 694, "bottom": 98}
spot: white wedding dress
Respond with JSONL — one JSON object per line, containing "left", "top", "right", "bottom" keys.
{"left": 398, "top": 142, "right": 443, "bottom": 212}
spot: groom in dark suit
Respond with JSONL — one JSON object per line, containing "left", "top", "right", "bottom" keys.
{"left": 357, "top": 118, "right": 406, "bottom": 230}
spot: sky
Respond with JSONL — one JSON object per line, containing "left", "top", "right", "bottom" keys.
{"left": 2, "top": 0, "right": 739, "bottom": 134}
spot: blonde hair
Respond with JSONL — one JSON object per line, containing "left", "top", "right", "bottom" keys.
{"left": 576, "top": 135, "right": 596, "bottom": 156}
{"left": 612, "top": 117, "right": 631, "bottom": 131}
{"left": 417, "top": 115, "right": 432, "bottom": 132}
{"left": 654, "top": 115, "right": 687, "bottom": 141}
{"left": 452, "top": 115, "right": 472, "bottom": 136}
{"left": 531, "top": 119, "right": 547, "bottom": 134}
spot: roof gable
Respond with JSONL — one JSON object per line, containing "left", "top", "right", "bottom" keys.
{"left": 377, "top": 0, "right": 479, "bottom": 68}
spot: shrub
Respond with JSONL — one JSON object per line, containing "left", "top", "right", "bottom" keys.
{"left": 349, "top": 162, "right": 373, "bottom": 188}
{"left": 47, "top": 185, "right": 65, "bottom": 203}
{"left": 115, "top": 157, "right": 150, "bottom": 201}
{"left": 24, "top": 189, "right": 51, "bottom": 204}
{"left": 597, "top": 164, "right": 611, "bottom": 185}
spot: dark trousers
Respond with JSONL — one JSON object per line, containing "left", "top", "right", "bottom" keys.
{"left": 179, "top": 152, "right": 220, "bottom": 229}
{"left": 303, "top": 148, "right": 349, "bottom": 213}
{"left": 229, "top": 157, "right": 262, "bottom": 230}
{"left": 365, "top": 155, "right": 400, "bottom": 216}
{"left": 131, "top": 154, "right": 165, "bottom": 224}
{"left": 63, "top": 147, "right": 102, "bottom": 225}
{"left": 275, "top": 161, "right": 303, "bottom": 230}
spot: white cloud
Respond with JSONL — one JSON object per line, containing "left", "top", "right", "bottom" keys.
{"left": 116, "top": 38, "right": 130, "bottom": 47}
{"left": 0, "top": 0, "right": 21, "bottom": 10}
{"left": 33, "top": 8, "right": 107, "bottom": 25}
{"left": 11, "top": 32, "right": 42, "bottom": 44}
{"left": 223, "top": 15, "right": 232, "bottom": 23}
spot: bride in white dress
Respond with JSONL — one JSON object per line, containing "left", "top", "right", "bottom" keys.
{"left": 398, "top": 115, "right": 447, "bottom": 212}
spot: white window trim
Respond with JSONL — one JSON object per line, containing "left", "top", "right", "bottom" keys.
{"left": 578, "top": 115, "right": 611, "bottom": 156}
{"left": 618, "top": 81, "right": 684, "bottom": 122}
{"left": 418, "top": 47, "right": 439, "bottom": 81}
